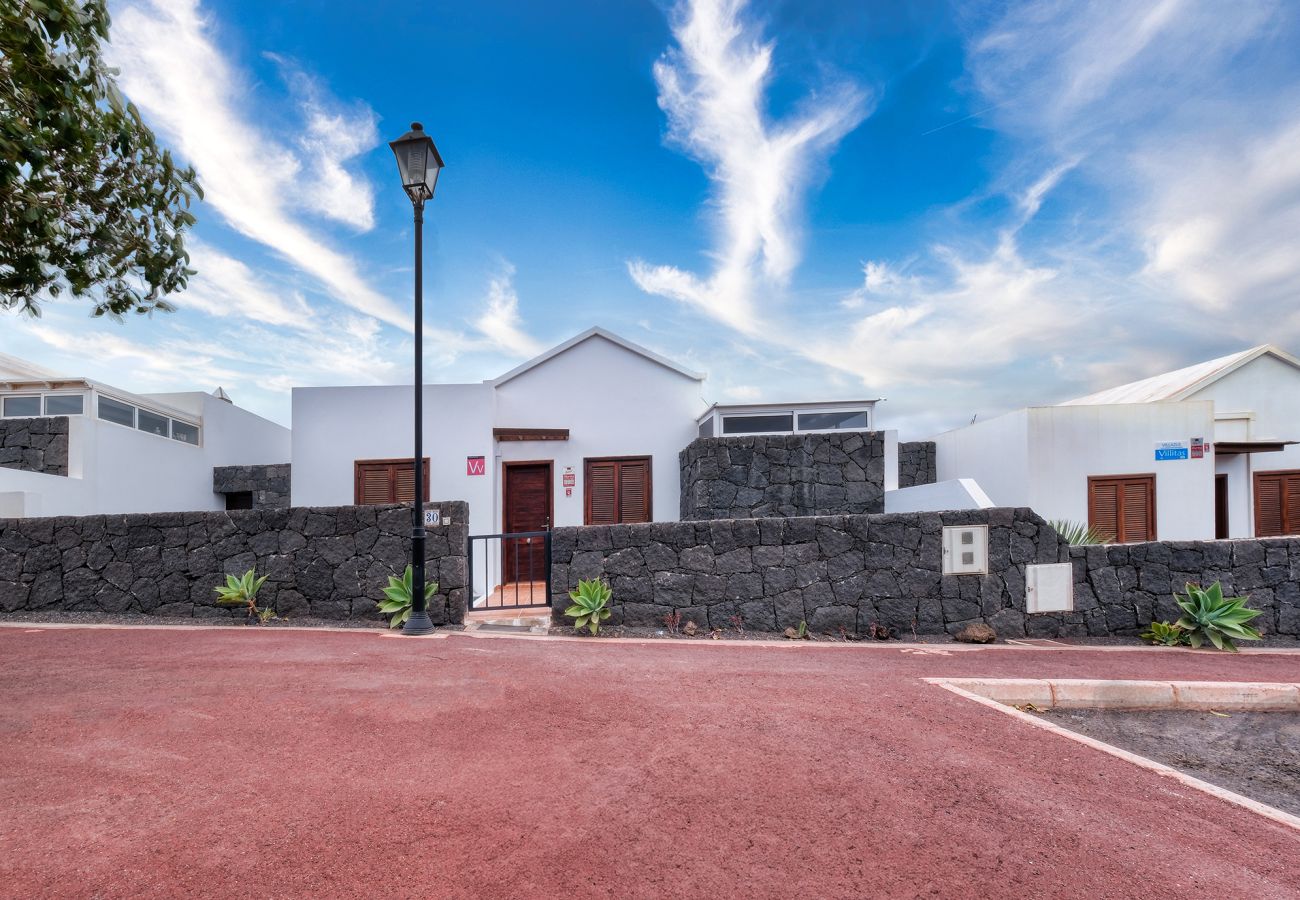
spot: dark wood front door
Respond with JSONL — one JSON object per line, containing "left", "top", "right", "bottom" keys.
{"left": 1215, "top": 474, "right": 1229, "bottom": 539}
{"left": 502, "top": 462, "right": 551, "bottom": 584}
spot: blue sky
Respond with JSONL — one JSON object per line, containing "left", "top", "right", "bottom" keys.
{"left": 5, "top": 0, "right": 1300, "bottom": 437}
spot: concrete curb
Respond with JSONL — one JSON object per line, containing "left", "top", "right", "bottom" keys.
{"left": 929, "top": 679, "right": 1300, "bottom": 833}
{"left": 928, "top": 677, "right": 1300, "bottom": 710}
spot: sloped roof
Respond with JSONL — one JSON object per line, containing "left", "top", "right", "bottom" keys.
{"left": 488, "top": 326, "right": 705, "bottom": 387}
{"left": 1059, "top": 345, "right": 1300, "bottom": 405}
{"left": 0, "top": 351, "right": 63, "bottom": 382}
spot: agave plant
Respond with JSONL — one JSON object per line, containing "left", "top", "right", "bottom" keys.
{"left": 379, "top": 565, "right": 438, "bottom": 629}
{"left": 1174, "top": 582, "right": 1263, "bottom": 652}
{"left": 214, "top": 569, "right": 270, "bottom": 622}
{"left": 1048, "top": 520, "right": 1114, "bottom": 546}
{"left": 1139, "top": 620, "right": 1187, "bottom": 647}
{"left": 565, "top": 578, "right": 613, "bottom": 635}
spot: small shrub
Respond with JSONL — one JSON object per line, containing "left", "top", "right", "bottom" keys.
{"left": 379, "top": 565, "right": 438, "bottom": 629}
{"left": 728, "top": 614, "right": 744, "bottom": 633}
{"left": 1049, "top": 520, "right": 1114, "bottom": 545}
{"left": 566, "top": 578, "right": 613, "bottom": 635}
{"left": 663, "top": 609, "right": 682, "bottom": 634}
{"left": 1140, "top": 620, "right": 1187, "bottom": 647}
{"left": 1174, "top": 582, "right": 1263, "bottom": 652}
{"left": 214, "top": 569, "right": 270, "bottom": 622}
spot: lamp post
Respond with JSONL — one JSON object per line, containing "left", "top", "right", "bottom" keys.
{"left": 389, "top": 122, "right": 444, "bottom": 636}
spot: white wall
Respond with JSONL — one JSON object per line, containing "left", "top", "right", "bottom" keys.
{"left": 1189, "top": 354, "right": 1300, "bottom": 537}
{"left": 1023, "top": 402, "right": 1215, "bottom": 540}
{"left": 885, "top": 478, "right": 994, "bottom": 513}
{"left": 934, "top": 409, "right": 1031, "bottom": 507}
{"left": 0, "top": 391, "right": 290, "bottom": 517}
{"left": 492, "top": 334, "right": 705, "bottom": 530}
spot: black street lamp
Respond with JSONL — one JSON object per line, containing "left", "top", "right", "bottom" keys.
{"left": 389, "top": 122, "right": 445, "bottom": 636}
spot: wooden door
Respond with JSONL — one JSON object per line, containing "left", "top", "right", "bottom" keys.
{"left": 1215, "top": 474, "right": 1229, "bottom": 539}
{"left": 502, "top": 462, "right": 551, "bottom": 583}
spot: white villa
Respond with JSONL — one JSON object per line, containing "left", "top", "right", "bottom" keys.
{"left": 933, "top": 345, "right": 1300, "bottom": 542}
{"left": 0, "top": 352, "right": 289, "bottom": 518}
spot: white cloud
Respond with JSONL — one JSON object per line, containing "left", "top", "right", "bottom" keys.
{"left": 628, "top": 0, "right": 871, "bottom": 332}
{"left": 176, "top": 239, "right": 315, "bottom": 329}
{"left": 472, "top": 262, "right": 545, "bottom": 358}
{"left": 108, "top": 0, "right": 409, "bottom": 329}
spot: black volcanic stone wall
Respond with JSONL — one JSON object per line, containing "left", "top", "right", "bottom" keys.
{"left": 1070, "top": 538, "right": 1300, "bottom": 638}
{"left": 679, "top": 432, "right": 886, "bottom": 521}
{"left": 0, "top": 416, "right": 68, "bottom": 476}
{"left": 552, "top": 511, "right": 1300, "bottom": 639}
{"left": 0, "top": 501, "right": 467, "bottom": 624}
{"left": 898, "top": 441, "right": 936, "bottom": 488}
{"left": 213, "top": 463, "right": 291, "bottom": 509}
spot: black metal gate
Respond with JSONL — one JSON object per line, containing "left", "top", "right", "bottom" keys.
{"left": 467, "top": 530, "right": 552, "bottom": 610}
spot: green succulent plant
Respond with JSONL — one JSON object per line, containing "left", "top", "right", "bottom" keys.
{"left": 1048, "top": 520, "right": 1114, "bottom": 546}
{"left": 1174, "top": 582, "right": 1263, "bottom": 652}
{"left": 565, "top": 578, "right": 613, "bottom": 635}
{"left": 1139, "top": 620, "right": 1187, "bottom": 647}
{"left": 214, "top": 569, "right": 270, "bottom": 622}
{"left": 379, "top": 565, "right": 438, "bottom": 629}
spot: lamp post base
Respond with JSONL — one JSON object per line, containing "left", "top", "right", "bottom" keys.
{"left": 401, "top": 609, "right": 436, "bottom": 636}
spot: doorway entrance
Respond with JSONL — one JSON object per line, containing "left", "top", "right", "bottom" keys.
{"left": 1215, "top": 474, "right": 1229, "bottom": 539}
{"left": 485, "top": 461, "right": 552, "bottom": 607}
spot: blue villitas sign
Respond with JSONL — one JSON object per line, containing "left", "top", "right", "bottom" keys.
{"left": 1154, "top": 440, "right": 1190, "bottom": 461}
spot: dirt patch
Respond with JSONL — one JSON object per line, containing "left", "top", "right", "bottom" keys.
{"left": 1046, "top": 708, "right": 1300, "bottom": 816}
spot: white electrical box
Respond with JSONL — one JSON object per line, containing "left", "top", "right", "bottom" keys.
{"left": 942, "top": 525, "right": 988, "bottom": 575}
{"left": 1026, "top": 563, "right": 1074, "bottom": 613}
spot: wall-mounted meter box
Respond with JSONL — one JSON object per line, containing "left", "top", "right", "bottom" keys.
{"left": 941, "top": 525, "right": 988, "bottom": 575}
{"left": 1026, "top": 563, "right": 1074, "bottom": 613}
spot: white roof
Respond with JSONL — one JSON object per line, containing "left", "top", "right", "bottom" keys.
{"left": 1059, "top": 345, "right": 1300, "bottom": 405}
{"left": 488, "top": 326, "right": 705, "bottom": 387}
{"left": 0, "top": 351, "right": 62, "bottom": 382}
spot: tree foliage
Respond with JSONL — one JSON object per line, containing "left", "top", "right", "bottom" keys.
{"left": 0, "top": 0, "right": 201, "bottom": 317}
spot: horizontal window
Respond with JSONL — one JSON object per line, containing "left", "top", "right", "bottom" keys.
{"left": 97, "top": 396, "right": 135, "bottom": 428}
{"left": 171, "top": 420, "right": 199, "bottom": 445}
{"left": 137, "top": 409, "right": 169, "bottom": 437}
{"left": 798, "top": 410, "right": 868, "bottom": 431}
{"left": 43, "top": 394, "right": 84, "bottom": 415}
{"left": 2, "top": 395, "right": 41, "bottom": 417}
{"left": 722, "top": 413, "right": 794, "bottom": 434}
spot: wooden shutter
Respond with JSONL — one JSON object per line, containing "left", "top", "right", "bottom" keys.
{"left": 586, "top": 461, "right": 618, "bottom": 525}
{"left": 618, "top": 459, "right": 650, "bottom": 523}
{"left": 1088, "top": 475, "right": 1155, "bottom": 543}
{"left": 585, "top": 457, "right": 652, "bottom": 525}
{"left": 354, "top": 458, "right": 430, "bottom": 505}
{"left": 1254, "top": 470, "right": 1300, "bottom": 536}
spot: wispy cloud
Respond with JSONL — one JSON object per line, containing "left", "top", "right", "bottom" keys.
{"left": 108, "top": 0, "right": 408, "bottom": 329}
{"left": 628, "top": 0, "right": 871, "bottom": 332}
{"left": 472, "top": 262, "right": 545, "bottom": 359}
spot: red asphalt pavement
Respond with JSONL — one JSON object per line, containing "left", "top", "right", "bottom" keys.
{"left": 1, "top": 628, "right": 1298, "bottom": 899}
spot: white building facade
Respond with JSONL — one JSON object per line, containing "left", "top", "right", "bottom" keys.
{"left": 0, "top": 353, "right": 290, "bottom": 518}
{"left": 933, "top": 346, "right": 1300, "bottom": 541}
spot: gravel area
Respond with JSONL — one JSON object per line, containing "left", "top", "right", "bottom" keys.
{"left": 1046, "top": 708, "right": 1300, "bottom": 816}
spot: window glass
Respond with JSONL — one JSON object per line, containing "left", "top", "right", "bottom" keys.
{"left": 171, "top": 420, "right": 199, "bottom": 445}
{"left": 721, "top": 413, "right": 794, "bottom": 434}
{"left": 43, "top": 394, "right": 84, "bottom": 416}
{"left": 798, "top": 410, "right": 869, "bottom": 431}
{"left": 137, "top": 409, "right": 169, "bottom": 437}
{"left": 698, "top": 416, "right": 715, "bottom": 438}
{"left": 97, "top": 396, "right": 135, "bottom": 427}
{"left": 2, "top": 395, "right": 41, "bottom": 417}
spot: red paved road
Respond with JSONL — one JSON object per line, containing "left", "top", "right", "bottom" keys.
{"left": 1, "top": 628, "right": 1298, "bottom": 899}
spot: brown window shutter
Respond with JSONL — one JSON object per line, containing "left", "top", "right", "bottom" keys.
{"left": 354, "top": 458, "right": 430, "bottom": 505}
{"left": 618, "top": 459, "right": 650, "bottom": 524}
{"left": 585, "top": 457, "right": 652, "bottom": 525}
{"left": 1088, "top": 480, "right": 1119, "bottom": 542}
{"left": 1089, "top": 475, "right": 1154, "bottom": 543}
{"left": 1253, "top": 470, "right": 1300, "bottom": 536}
{"left": 586, "top": 461, "right": 618, "bottom": 525}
